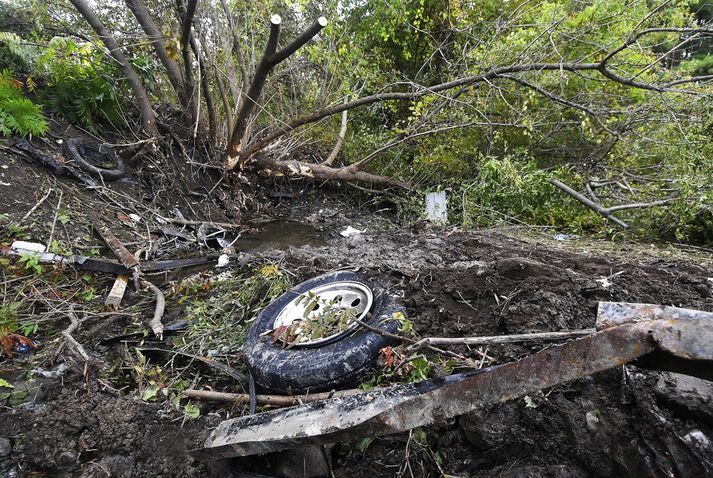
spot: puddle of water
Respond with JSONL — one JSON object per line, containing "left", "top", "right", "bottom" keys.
{"left": 233, "top": 221, "right": 325, "bottom": 252}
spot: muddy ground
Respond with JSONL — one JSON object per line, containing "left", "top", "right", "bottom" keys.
{"left": 1, "top": 135, "right": 713, "bottom": 477}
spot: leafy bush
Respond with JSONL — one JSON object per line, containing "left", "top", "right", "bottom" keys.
{"left": 0, "top": 31, "right": 36, "bottom": 73}
{"left": 458, "top": 153, "right": 602, "bottom": 232}
{"left": 0, "top": 69, "right": 48, "bottom": 137}
{"left": 35, "top": 37, "right": 125, "bottom": 132}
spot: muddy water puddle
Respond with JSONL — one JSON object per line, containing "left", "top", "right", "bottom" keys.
{"left": 234, "top": 221, "right": 326, "bottom": 252}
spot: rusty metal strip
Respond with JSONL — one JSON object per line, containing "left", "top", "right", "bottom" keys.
{"left": 597, "top": 302, "right": 713, "bottom": 330}
{"left": 93, "top": 222, "right": 140, "bottom": 269}
{"left": 193, "top": 321, "right": 660, "bottom": 459}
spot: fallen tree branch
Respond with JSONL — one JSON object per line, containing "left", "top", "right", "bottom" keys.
{"left": 550, "top": 179, "right": 629, "bottom": 228}
{"left": 607, "top": 199, "right": 674, "bottom": 212}
{"left": 182, "top": 387, "right": 365, "bottom": 407}
{"left": 322, "top": 95, "right": 348, "bottom": 166}
{"left": 253, "top": 156, "right": 408, "bottom": 188}
{"left": 407, "top": 329, "right": 596, "bottom": 351}
{"left": 154, "top": 215, "right": 243, "bottom": 229}
{"left": 240, "top": 26, "right": 713, "bottom": 163}
{"left": 139, "top": 279, "right": 164, "bottom": 339}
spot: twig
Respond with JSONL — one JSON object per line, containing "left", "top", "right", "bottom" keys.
{"left": 351, "top": 317, "right": 480, "bottom": 367}
{"left": 62, "top": 307, "right": 91, "bottom": 363}
{"left": 407, "top": 329, "right": 596, "bottom": 351}
{"left": 182, "top": 387, "right": 365, "bottom": 407}
{"left": 139, "top": 279, "right": 164, "bottom": 339}
{"left": 17, "top": 188, "right": 53, "bottom": 224}
{"left": 155, "top": 214, "right": 243, "bottom": 230}
{"left": 46, "top": 190, "right": 63, "bottom": 250}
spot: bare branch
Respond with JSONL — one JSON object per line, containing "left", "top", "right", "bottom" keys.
{"left": 225, "top": 15, "right": 328, "bottom": 169}
{"left": 322, "top": 95, "right": 348, "bottom": 166}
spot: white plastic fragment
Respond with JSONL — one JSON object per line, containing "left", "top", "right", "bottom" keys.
{"left": 128, "top": 213, "right": 141, "bottom": 222}
{"left": 340, "top": 226, "right": 365, "bottom": 238}
{"left": 595, "top": 278, "right": 612, "bottom": 289}
{"left": 425, "top": 191, "right": 448, "bottom": 224}
{"left": 10, "top": 241, "right": 46, "bottom": 254}
{"left": 217, "top": 254, "right": 230, "bottom": 267}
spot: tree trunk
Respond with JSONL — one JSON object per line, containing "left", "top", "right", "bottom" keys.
{"left": 191, "top": 36, "right": 217, "bottom": 147}
{"left": 224, "top": 15, "right": 328, "bottom": 170}
{"left": 69, "top": 0, "right": 157, "bottom": 137}
{"left": 124, "top": 0, "right": 186, "bottom": 108}
{"left": 253, "top": 156, "right": 406, "bottom": 188}
{"left": 178, "top": 0, "right": 199, "bottom": 127}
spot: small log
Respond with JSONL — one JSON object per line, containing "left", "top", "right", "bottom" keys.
{"left": 93, "top": 222, "right": 140, "bottom": 268}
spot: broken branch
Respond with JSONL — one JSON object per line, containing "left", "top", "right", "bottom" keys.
{"left": 139, "top": 279, "right": 164, "bottom": 339}
{"left": 182, "top": 387, "right": 364, "bottom": 407}
{"left": 407, "top": 329, "right": 596, "bottom": 351}
{"left": 322, "top": 95, "right": 348, "bottom": 166}
{"left": 549, "top": 179, "right": 629, "bottom": 228}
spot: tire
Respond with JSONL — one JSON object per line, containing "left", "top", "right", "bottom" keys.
{"left": 63, "top": 138, "right": 127, "bottom": 180}
{"left": 244, "top": 271, "right": 403, "bottom": 394}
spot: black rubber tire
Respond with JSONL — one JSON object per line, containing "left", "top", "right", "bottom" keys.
{"left": 244, "top": 271, "right": 403, "bottom": 394}
{"left": 63, "top": 138, "right": 127, "bottom": 180}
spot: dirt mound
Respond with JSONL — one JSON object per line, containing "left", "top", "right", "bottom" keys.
{"left": 2, "top": 384, "right": 213, "bottom": 477}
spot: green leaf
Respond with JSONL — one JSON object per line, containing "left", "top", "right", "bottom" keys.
{"left": 184, "top": 401, "right": 200, "bottom": 420}
{"left": 141, "top": 386, "right": 159, "bottom": 401}
{"left": 0, "top": 378, "right": 15, "bottom": 389}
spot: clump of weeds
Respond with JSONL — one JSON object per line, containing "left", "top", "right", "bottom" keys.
{"left": 175, "top": 262, "right": 290, "bottom": 357}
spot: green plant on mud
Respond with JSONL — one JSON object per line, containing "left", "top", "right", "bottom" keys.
{"left": 178, "top": 263, "right": 290, "bottom": 356}
{"left": 130, "top": 349, "right": 201, "bottom": 420}
{"left": 18, "top": 252, "right": 43, "bottom": 274}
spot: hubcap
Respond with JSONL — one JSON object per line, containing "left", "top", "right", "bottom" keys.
{"left": 272, "top": 281, "right": 373, "bottom": 347}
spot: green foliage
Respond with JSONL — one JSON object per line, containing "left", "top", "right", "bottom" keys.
{"left": 0, "top": 31, "right": 37, "bottom": 73}
{"left": 35, "top": 37, "right": 125, "bottom": 132}
{"left": 18, "top": 252, "right": 44, "bottom": 274}
{"left": 0, "top": 301, "right": 22, "bottom": 335}
{"left": 459, "top": 154, "right": 601, "bottom": 232}
{"left": 179, "top": 263, "right": 290, "bottom": 355}
{"left": 0, "top": 70, "right": 48, "bottom": 137}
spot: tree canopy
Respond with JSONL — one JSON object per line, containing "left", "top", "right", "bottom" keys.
{"left": 0, "top": 0, "right": 711, "bottom": 242}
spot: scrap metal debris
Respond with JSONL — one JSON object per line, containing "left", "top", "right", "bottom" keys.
{"left": 194, "top": 302, "right": 713, "bottom": 459}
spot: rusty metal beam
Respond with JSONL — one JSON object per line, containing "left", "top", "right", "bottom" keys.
{"left": 193, "top": 322, "right": 655, "bottom": 458}
{"left": 93, "top": 222, "right": 140, "bottom": 269}
{"left": 193, "top": 303, "right": 713, "bottom": 459}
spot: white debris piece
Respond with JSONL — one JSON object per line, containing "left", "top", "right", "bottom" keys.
{"left": 595, "top": 278, "right": 612, "bottom": 289}
{"left": 217, "top": 254, "right": 230, "bottom": 267}
{"left": 425, "top": 191, "right": 448, "bottom": 224}
{"left": 340, "top": 226, "right": 365, "bottom": 238}
{"left": 129, "top": 213, "right": 141, "bottom": 222}
{"left": 10, "top": 241, "right": 46, "bottom": 254}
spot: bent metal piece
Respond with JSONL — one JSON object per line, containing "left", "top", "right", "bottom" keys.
{"left": 193, "top": 302, "right": 713, "bottom": 459}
